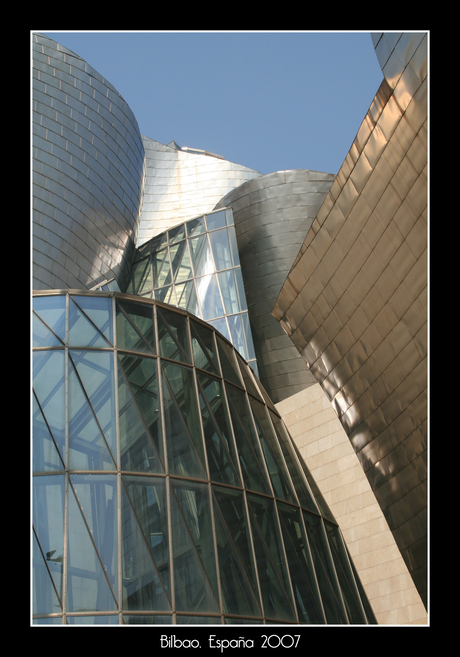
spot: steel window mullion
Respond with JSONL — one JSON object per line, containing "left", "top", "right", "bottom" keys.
{"left": 154, "top": 302, "right": 176, "bottom": 620}
{"left": 62, "top": 292, "right": 69, "bottom": 622}
{"left": 298, "top": 510, "right": 327, "bottom": 624}
{"left": 113, "top": 294, "right": 123, "bottom": 624}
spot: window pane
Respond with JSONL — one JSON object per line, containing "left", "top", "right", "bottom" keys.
{"left": 197, "top": 372, "right": 241, "bottom": 487}
{"left": 162, "top": 362, "right": 206, "bottom": 479}
{"left": 240, "top": 312, "right": 255, "bottom": 359}
{"left": 212, "top": 486, "right": 261, "bottom": 617}
{"left": 70, "top": 295, "right": 113, "bottom": 344}
{"left": 216, "top": 336, "right": 243, "bottom": 387}
{"left": 190, "top": 235, "right": 213, "bottom": 278}
{"left": 168, "top": 224, "right": 186, "bottom": 244}
{"left": 68, "top": 353, "right": 116, "bottom": 470}
{"left": 218, "top": 270, "right": 240, "bottom": 315}
{"left": 209, "top": 229, "right": 233, "bottom": 271}
{"left": 116, "top": 299, "right": 155, "bottom": 354}
{"left": 206, "top": 210, "right": 226, "bottom": 231}
{"left": 249, "top": 398, "right": 296, "bottom": 504}
{"left": 277, "top": 502, "right": 325, "bottom": 624}
{"left": 170, "top": 240, "right": 193, "bottom": 283}
{"left": 154, "top": 285, "right": 176, "bottom": 306}
{"left": 122, "top": 475, "right": 171, "bottom": 606}
{"left": 33, "top": 295, "right": 66, "bottom": 346}
{"left": 175, "top": 280, "right": 201, "bottom": 318}
{"left": 118, "top": 353, "right": 164, "bottom": 473}
{"left": 33, "top": 392, "right": 64, "bottom": 472}
{"left": 227, "top": 226, "right": 240, "bottom": 267}
{"left": 234, "top": 267, "right": 248, "bottom": 311}
{"left": 196, "top": 274, "right": 225, "bottom": 321}
{"left": 324, "top": 521, "right": 367, "bottom": 623}
{"left": 225, "top": 383, "right": 271, "bottom": 495}
{"left": 269, "top": 411, "right": 319, "bottom": 514}
{"left": 152, "top": 248, "right": 171, "bottom": 288}
{"left": 67, "top": 475, "right": 118, "bottom": 612}
{"left": 69, "top": 351, "right": 116, "bottom": 462}
{"left": 32, "top": 475, "right": 65, "bottom": 615}
{"left": 186, "top": 215, "right": 206, "bottom": 237}
{"left": 33, "top": 350, "right": 66, "bottom": 464}
{"left": 132, "top": 258, "right": 152, "bottom": 295}
{"left": 247, "top": 494, "right": 296, "bottom": 622}
{"left": 170, "top": 479, "right": 220, "bottom": 614}
{"left": 302, "top": 512, "right": 348, "bottom": 624}
{"left": 69, "top": 297, "right": 111, "bottom": 347}
{"left": 190, "top": 320, "right": 219, "bottom": 375}
{"left": 157, "top": 307, "right": 191, "bottom": 364}
{"left": 227, "top": 314, "right": 247, "bottom": 359}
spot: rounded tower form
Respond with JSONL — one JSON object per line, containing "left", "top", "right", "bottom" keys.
{"left": 32, "top": 34, "right": 145, "bottom": 291}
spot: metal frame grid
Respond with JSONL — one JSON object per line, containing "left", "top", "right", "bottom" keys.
{"left": 123, "top": 208, "right": 258, "bottom": 375}
{"left": 32, "top": 290, "right": 375, "bottom": 625}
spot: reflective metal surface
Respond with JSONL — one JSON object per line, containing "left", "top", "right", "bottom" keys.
{"left": 138, "top": 136, "right": 261, "bottom": 246}
{"left": 32, "top": 34, "right": 145, "bottom": 291}
{"left": 32, "top": 290, "right": 376, "bottom": 625}
{"left": 214, "top": 170, "right": 335, "bottom": 404}
{"left": 273, "top": 33, "right": 428, "bottom": 606}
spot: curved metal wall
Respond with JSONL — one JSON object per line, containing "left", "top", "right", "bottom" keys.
{"left": 32, "top": 34, "right": 145, "bottom": 291}
{"left": 214, "top": 169, "right": 335, "bottom": 404}
{"left": 273, "top": 33, "right": 427, "bottom": 605}
{"left": 137, "top": 136, "right": 261, "bottom": 246}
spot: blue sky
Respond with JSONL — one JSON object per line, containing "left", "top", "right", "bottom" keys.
{"left": 38, "top": 30, "right": 384, "bottom": 176}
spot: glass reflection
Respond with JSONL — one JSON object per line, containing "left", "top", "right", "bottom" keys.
{"left": 67, "top": 475, "right": 118, "bottom": 613}
{"left": 247, "top": 494, "right": 296, "bottom": 622}
{"left": 170, "top": 479, "right": 220, "bottom": 614}
{"left": 33, "top": 475, "right": 65, "bottom": 615}
{"left": 33, "top": 292, "right": 373, "bottom": 625}
{"left": 121, "top": 476, "right": 171, "bottom": 611}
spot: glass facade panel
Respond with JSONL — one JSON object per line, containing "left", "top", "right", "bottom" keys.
{"left": 277, "top": 503, "right": 325, "bottom": 624}
{"left": 33, "top": 350, "right": 66, "bottom": 466}
{"left": 170, "top": 479, "right": 220, "bottom": 614}
{"left": 122, "top": 209, "right": 258, "bottom": 372}
{"left": 162, "top": 362, "right": 207, "bottom": 479}
{"left": 116, "top": 299, "right": 155, "bottom": 354}
{"left": 121, "top": 476, "right": 172, "bottom": 612}
{"left": 225, "top": 383, "right": 271, "bottom": 495}
{"left": 247, "top": 493, "right": 297, "bottom": 622}
{"left": 33, "top": 475, "right": 65, "bottom": 615}
{"left": 32, "top": 292, "right": 375, "bottom": 625}
{"left": 67, "top": 474, "right": 118, "bottom": 613}
{"left": 197, "top": 373, "right": 241, "bottom": 487}
{"left": 118, "top": 352, "right": 164, "bottom": 471}
{"left": 302, "top": 512, "right": 348, "bottom": 624}
{"left": 33, "top": 294, "right": 66, "bottom": 347}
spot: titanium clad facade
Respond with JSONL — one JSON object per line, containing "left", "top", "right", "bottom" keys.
{"left": 273, "top": 33, "right": 428, "bottom": 605}
{"left": 138, "top": 136, "right": 261, "bottom": 246}
{"left": 214, "top": 170, "right": 335, "bottom": 404}
{"left": 32, "top": 34, "right": 145, "bottom": 292}
{"left": 32, "top": 291, "right": 376, "bottom": 625}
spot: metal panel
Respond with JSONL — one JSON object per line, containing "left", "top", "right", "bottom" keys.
{"left": 32, "top": 34, "right": 145, "bottom": 292}
{"left": 137, "top": 137, "right": 261, "bottom": 245}
{"left": 214, "top": 169, "right": 335, "bottom": 404}
{"left": 273, "top": 33, "right": 428, "bottom": 606}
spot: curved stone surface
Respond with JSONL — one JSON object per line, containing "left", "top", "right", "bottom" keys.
{"left": 215, "top": 169, "right": 335, "bottom": 404}
{"left": 137, "top": 136, "right": 261, "bottom": 245}
{"left": 32, "top": 34, "right": 145, "bottom": 291}
{"left": 273, "top": 33, "right": 428, "bottom": 605}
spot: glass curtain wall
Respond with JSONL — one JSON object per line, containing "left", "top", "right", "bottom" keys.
{"left": 124, "top": 208, "right": 258, "bottom": 375}
{"left": 32, "top": 291, "right": 376, "bottom": 625}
